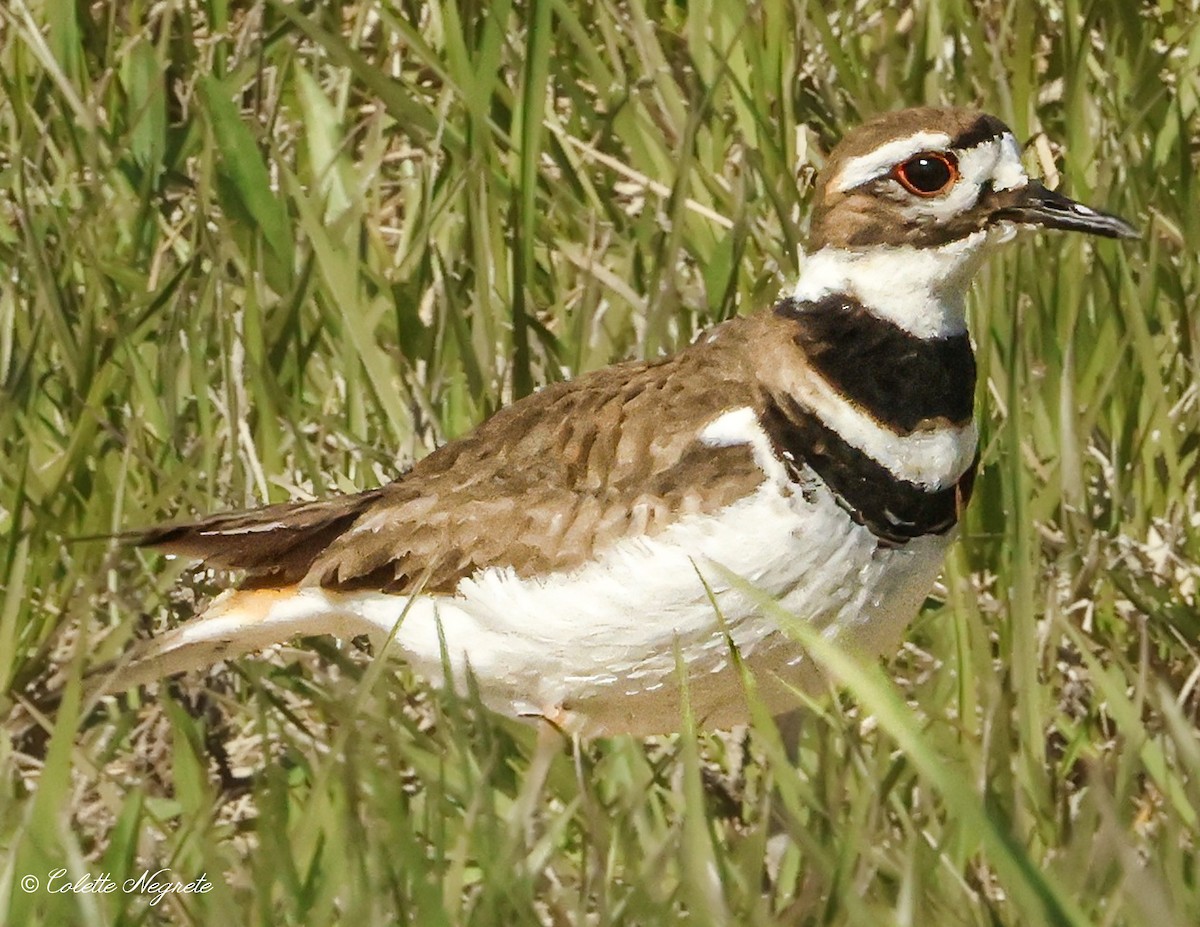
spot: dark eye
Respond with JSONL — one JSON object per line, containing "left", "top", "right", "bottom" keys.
{"left": 893, "top": 151, "right": 959, "bottom": 196}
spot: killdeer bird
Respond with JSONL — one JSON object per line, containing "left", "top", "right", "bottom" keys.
{"left": 99, "top": 107, "right": 1136, "bottom": 737}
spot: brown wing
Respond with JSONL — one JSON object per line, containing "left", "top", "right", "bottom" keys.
{"left": 139, "top": 316, "right": 772, "bottom": 595}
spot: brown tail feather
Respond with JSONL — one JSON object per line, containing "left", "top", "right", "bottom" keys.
{"left": 133, "top": 489, "right": 385, "bottom": 584}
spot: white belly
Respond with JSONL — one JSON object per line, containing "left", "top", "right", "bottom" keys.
{"left": 341, "top": 474, "right": 952, "bottom": 735}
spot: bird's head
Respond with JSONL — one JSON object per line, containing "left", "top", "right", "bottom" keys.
{"left": 809, "top": 106, "right": 1138, "bottom": 251}
{"left": 796, "top": 107, "right": 1138, "bottom": 337}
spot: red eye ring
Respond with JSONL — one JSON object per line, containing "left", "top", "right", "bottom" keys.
{"left": 892, "top": 151, "right": 960, "bottom": 197}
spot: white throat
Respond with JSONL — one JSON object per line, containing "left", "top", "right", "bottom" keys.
{"left": 791, "top": 230, "right": 1002, "bottom": 338}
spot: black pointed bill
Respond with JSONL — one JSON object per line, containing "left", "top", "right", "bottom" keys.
{"left": 991, "top": 180, "right": 1138, "bottom": 239}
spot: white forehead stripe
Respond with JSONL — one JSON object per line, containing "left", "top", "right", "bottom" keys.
{"left": 832, "top": 131, "right": 952, "bottom": 193}
{"left": 947, "top": 133, "right": 1029, "bottom": 201}
{"left": 990, "top": 132, "right": 1027, "bottom": 191}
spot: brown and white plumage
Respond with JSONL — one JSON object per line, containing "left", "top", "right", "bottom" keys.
{"left": 93, "top": 107, "right": 1136, "bottom": 736}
